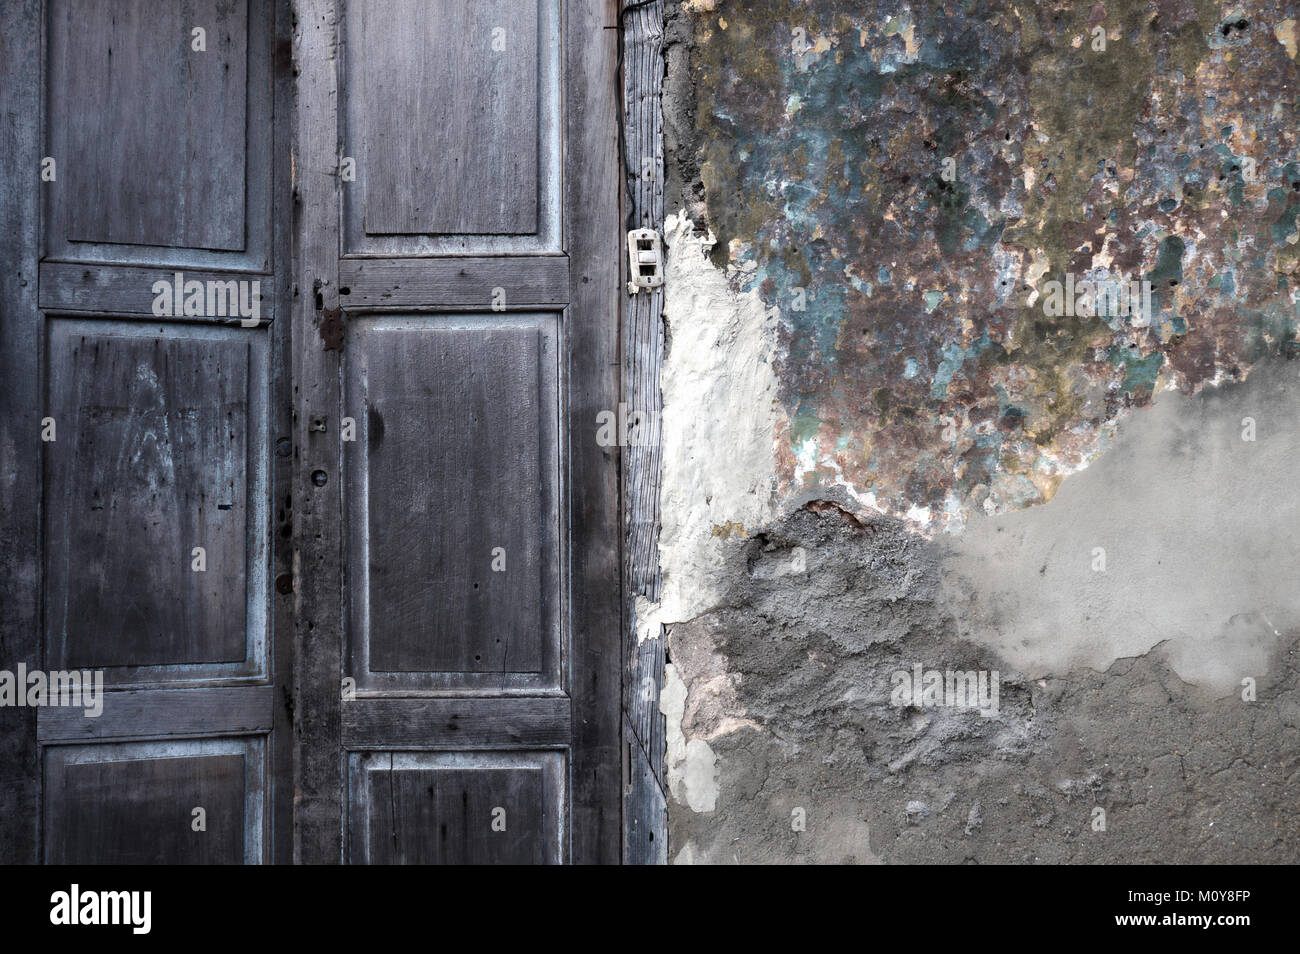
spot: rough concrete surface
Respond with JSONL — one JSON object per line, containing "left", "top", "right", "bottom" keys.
{"left": 655, "top": 0, "right": 1300, "bottom": 863}
{"left": 666, "top": 379, "right": 1300, "bottom": 864}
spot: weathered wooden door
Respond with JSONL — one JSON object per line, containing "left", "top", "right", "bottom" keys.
{"left": 0, "top": 0, "right": 295, "bottom": 864}
{"left": 0, "top": 0, "right": 620, "bottom": 865}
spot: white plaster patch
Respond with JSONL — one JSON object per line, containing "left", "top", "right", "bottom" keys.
{"left": 672, "top": 842, "right": 698, "bottom": 865}
{"left": 635, "top": 214, "right": 783, "bottom": 795}
{"left": 661, "top": 664, "right": 719, "bottom": 813}
{"left": 652, "top": 213, "right": 782, "bottom": 627}
{"left": 634, "top": 594, "right": 661, "bottom": 645}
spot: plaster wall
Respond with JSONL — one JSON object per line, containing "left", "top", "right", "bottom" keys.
{"left": 652, "top": 0, "right": 1300, "bottom": 863}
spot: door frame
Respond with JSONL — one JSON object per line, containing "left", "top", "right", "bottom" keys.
{"left": 619, "top": 0, "right": 669, "bottom": 865}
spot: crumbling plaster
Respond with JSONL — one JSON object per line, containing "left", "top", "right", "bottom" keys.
{"left": 650, "top": 0, "right": 1300, "bottom": 863}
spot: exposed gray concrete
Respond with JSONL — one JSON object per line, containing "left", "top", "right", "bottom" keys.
{"left": 667, "top": 363, "right": 1300, "bottom": 863}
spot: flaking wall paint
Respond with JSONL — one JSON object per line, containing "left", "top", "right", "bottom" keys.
{"left": 653, "top": 0, "right": 1300, "bottom": 863}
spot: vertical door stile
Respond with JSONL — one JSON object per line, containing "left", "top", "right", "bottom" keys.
{"left": 291, "top": 0, "right": 345, "bottom": 864}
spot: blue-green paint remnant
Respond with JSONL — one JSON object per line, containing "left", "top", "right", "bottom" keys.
{"left": 674, "top": 0, "right": 1300, "bottom": 521}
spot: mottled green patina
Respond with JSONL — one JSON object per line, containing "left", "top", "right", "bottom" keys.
{"left": 680, "top": 0, "right": 1300, "bottom": 521}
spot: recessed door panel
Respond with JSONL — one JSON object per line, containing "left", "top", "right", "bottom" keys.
{"left": 348, "top": 751, "right": 563, "bottom": 864}
{"left": 44, "top": 319, "right": 269, "bottom": 681}
{"left": 341, "top": 0, "right": 563, "bottom": 255}
{"left": 44, "top": 739, "right": 265, "bottom": 864}
{"left": 344, "top": 315, "right": 560, "bottom": 690}
{"left": 44, "top": 0, "right": 272, "bottom": 270}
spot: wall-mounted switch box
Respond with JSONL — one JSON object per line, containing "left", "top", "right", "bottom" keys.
{"left": 627, "top": 228, "right": 663, "bottom": 293}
